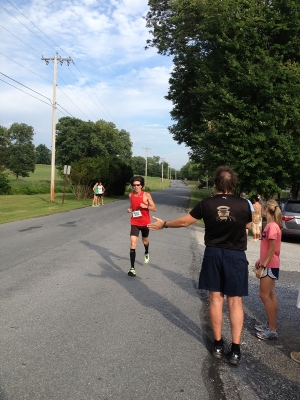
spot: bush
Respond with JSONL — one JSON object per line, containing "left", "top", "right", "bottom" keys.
{"left": 0, "top": 172, "right": 11, "bottom": 194}
{"left": 8, "top": 181, "right": 72, "bottom": 195}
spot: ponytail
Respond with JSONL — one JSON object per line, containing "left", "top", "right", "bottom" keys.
{"left": 265, "top": 199, "right": 283, "bottom": 230}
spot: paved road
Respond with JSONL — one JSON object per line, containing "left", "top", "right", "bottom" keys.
{"left": 0, "top": 181, "right": 299, "bottom": 399}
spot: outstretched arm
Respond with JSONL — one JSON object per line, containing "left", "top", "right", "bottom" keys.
{"left": 147, "top": 214, "right": 198, "bottom": 230}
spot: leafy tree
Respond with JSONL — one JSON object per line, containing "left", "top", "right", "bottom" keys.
{"left": 36, "top": 144, "right": 51, "bottom": 165}
{"left": 146, "top": 0, "right": 300, "bottom": 198}
{"left": 0, "top": 172, "right": 11, "bottom": 194}
{"left": 0, "top": 125, "right": 9, "bottom": 171}
{"left": 56, "top": 117, "right": 95, "bottom": 165}
{"left": 6, "top": 123, "right": 36, "bottom": 179}
{"left": 66, "top": 156, "right": 132, "bottom": 199}
{"left": 56, "top": 117, "right": 132, "bottom": 165}
{"left": 130, "top": 156, "right": 146, "bottom": 175}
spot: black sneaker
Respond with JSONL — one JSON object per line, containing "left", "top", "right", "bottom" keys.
{"left": 226, "top": 350, "right": 241, "bottom": 366}
{"left": 213, "top": 345, "right": 224, "bottom": 359}
{"left": 127, "top": 268, "right": 136, "bottom": 277}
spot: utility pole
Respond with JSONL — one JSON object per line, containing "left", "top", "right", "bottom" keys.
{"left": 143, "top": 147, "right": 151, "bottom": 188}
{"left": 161, "top": 158, "right": 165, "bottom": 182}
{"left": 42, "top": 54, "right": 72, "bottom": 202}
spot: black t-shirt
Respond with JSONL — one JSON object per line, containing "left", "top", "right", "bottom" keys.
{"left": 189, "top": 194, "right": 252, "bottom": 250}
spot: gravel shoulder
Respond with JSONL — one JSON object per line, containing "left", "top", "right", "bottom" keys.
{"left": 192, "top": 227, "right": 300, "bottom": 400}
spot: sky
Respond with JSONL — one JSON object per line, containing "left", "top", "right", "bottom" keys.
{"left": 0, "top": 0, "right": 190, "bottom": 170}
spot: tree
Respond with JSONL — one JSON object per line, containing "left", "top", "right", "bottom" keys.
{"left": 6, "top": 123, "right": 36, "bottom": 179}
{"left": 146, "top": 0, "right": 300, "bottom": 198}
{"left": 130, "top": 156, "right": 146, "bottom": 175}
{"left": 56, "top": 117, "right": 132, "bottom": 166}
{"left": 36, "top": 144, "right": 51, "bottom": 165}
{"left": 66, "top": 156, "right": 133, "bottom": 199}
{"left": 0, "top": 125, "right": 9, "bottom": 171}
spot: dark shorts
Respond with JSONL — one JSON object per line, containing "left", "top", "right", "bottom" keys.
{"left": 130, "top": 225, "right": 149, "bottom": 238}
{"left": 96, "top": 194, "right": 103, "bottom": 197}
{"left": 198, "top": 247, "right": 249, "bottom": 296}
{"left": 261, "top": 268, "right": 279, "bottom": 280}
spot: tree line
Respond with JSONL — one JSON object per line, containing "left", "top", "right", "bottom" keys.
{"left": 146, "top": 0, "right": 300, "bottom": 199}
{"left": 0, "top": 118, "right": 176, "bottom": 196}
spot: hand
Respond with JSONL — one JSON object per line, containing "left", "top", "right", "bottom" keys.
{"left": 127, "top": 208, "right": 132, "bottom": 213}
{"left": 147, "top": 217, "right": 164, "bottom": 230}
{"left": 254, "top": 260, "right": 260, "bottom": 270}
{"left": 256, "top": 266, "right": 264, "bottom": 279}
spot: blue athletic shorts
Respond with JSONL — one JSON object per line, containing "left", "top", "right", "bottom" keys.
{"left": 198, "top": 247, "right": 249, "bottom": 296}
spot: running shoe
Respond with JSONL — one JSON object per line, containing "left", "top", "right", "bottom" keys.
{"left": 256, "top": 328, "right": 278, "bottom": 340}
{"left": 213, "top": 345, "right": 224, "bottom": 360}
{"left": 290, "top": 352, "right": 300, "bottom": 364}
{"left": 128, "top": 268, "right": 136, "bottom": 277}
{"left": 226, "top": 350, "right": 241, "bottom": 366}
{"left": 255, "top": 322, "right": 269, "bottom": 332}
{"left": 144, "top": 254, "right": 150, "bottom": 264}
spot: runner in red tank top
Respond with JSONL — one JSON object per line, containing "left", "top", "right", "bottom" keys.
{"left": 127, "top": 176, "right": 156, "bottom": 277}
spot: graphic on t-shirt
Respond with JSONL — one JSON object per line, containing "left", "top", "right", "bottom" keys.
{"left": 216, "top": 206, "right": 236, "bottom": 222}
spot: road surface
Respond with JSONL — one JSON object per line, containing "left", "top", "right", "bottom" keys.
{"left": 0, "top": 180, "right": 299, "bottom": 399}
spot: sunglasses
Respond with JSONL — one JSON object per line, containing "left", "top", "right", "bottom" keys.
{"left": 132, "top": 184, "right": 141, "bottom": 187}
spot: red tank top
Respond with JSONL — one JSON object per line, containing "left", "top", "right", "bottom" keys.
{"left": 130, "top": 191, "right": 150, "bottom": 226}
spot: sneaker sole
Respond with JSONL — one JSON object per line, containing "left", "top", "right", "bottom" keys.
{"left": 128, "top": 272, "right": 136, "bottom": 277}
{"left": 213, "top": 352, "right": 223, "bottom": 360}
{"left": 256, "top": 333, "right": 278, "bottom": 340}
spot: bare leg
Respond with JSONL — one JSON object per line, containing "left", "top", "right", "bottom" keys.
{"left": 260, "top": 277, "right": 277, "bottom": 331}
{"left": 130, "top": 235, "right": 138, "bottom": 250}
{"left": 227, "top": 296, "right": 244, "bottom": 344}
{"left": 209, "top": 292, "right": 224, "bottom": 340}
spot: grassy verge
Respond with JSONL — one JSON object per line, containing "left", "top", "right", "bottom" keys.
{"left": 0, "top": 175, "right": 173, "bottom": 225}
{"left": 0, "top": 171, "right": 211, "bottom": 225}
{"left": 185, "top": 181, "right": 211, "bottom": 227}
{"left": 0, "top": 193, "right": 127, "bottom": 224}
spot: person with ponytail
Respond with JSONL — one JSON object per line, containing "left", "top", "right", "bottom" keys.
{"left": 254, "top": 199, "right": 282, "bottom": 340}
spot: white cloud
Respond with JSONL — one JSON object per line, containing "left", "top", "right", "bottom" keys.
{"left": 0, "top": 0, "right": 189, "bottom": 170}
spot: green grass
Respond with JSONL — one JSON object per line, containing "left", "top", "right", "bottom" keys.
{"left": 0, "top": 168, "right": 174, "bottom": 224}
{"left": 0, "top": 193, "right": 127, "bottom": 224}
{"left": 1, "top": 166, "right": 210, "bottom": 225}
{"left": 7, "top": 164, "right": 63, "bottom": 184}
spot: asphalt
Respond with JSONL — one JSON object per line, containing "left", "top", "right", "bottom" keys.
{"left": 0, "top": 181, "right": 299, "bottom": 399}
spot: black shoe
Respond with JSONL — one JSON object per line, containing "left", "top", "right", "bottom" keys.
{"left": 213, "top": 345, "right": 224, "bottom": 359}
{"left": 226, "top": 350, "right": 241, "bottom": 366}
{"left": 127, "top": 268, "right": 136, "bottom": 277}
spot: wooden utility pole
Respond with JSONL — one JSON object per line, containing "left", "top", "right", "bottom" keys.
{"left": 42, "top": 54, "right": 72, "bottom": 202}
{"left": 143, "top": 147, "right": 151, "bottom": 188}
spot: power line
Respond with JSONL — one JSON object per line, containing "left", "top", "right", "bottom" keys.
{"left": 4, "top": 0, "right": 69, "bottom": 57}
{"left": 72, "top": 62, "right": 119, "bottom": 125}
{"left": 0, "top": 52, "right": 52, "bottom": 83}
{"left": 0, "top": 78, "right": 52, "bottom": 107}
{"left": 0, "top": 3, "right": 54, "bottom": 51}
{"left": 57, "top": 72, "right": 98, "bottom": 120}
{"left": 0, "top": 24, "right": 43, "bottom": 56}
{"left": 0, "top": 72, "right": 51, "bottom": 102}
{"left": 1, "top": 1, "right": 122, "bottom": 127}
{"left": 2, "top": 1, "right": 119, "bottom": 124}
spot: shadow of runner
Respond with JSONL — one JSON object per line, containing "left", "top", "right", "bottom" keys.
{"left": 80, "top": 240, "right": 203, "bottom": 342}
{"left": 81, "top": 238, "right": 232, "bottom": 400}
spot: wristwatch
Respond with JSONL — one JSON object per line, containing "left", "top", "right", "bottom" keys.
{"left": 163, "top": 221, "right": 168, "bottom": 228}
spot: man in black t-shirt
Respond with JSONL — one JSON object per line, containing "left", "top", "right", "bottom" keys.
{"left": 148, "top": 166, "right": 252, "bottom": 366}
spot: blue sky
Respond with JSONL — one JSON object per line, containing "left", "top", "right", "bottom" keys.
{"left": 0, "top": 0, "right": 190, "bottom": 170}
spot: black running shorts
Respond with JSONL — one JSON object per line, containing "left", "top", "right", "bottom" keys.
{"left": 130, "top": 225, "right": 149, "bottom": 238}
